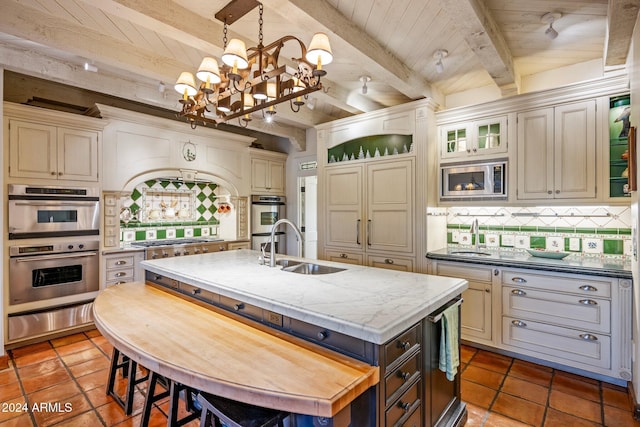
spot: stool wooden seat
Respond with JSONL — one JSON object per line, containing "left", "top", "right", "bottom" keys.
{"left": 196, "top": 392, "right": 288, "bottom": 427}
{"left": 141, "top": 370, "right": 200, "bottom": 427}
{"left": 106, "top": 347, "right": 148, "bottom": 415}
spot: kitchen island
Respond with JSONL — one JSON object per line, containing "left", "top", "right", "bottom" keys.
{"left": 138, "top": 249, "right": 469, "bottom": 426}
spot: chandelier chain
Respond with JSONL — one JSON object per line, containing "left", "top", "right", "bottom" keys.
{"left": 258, "top": 4, "right": 264, "bottom": 45}
{"left": 223, "top": 21, "right": 228, "bottom": 49}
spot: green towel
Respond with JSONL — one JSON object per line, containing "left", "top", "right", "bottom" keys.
{"left": 439, "top": 304, "right": 460, "bottom": 381}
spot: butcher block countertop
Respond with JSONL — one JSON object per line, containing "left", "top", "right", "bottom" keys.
{"left": 93, "top": 282, "right": 379, "bottom": 418}
{"left": 141, "top": 249, "right": 468, "bottom": 344}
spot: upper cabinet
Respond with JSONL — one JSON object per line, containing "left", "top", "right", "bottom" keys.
{"left": 9, "top": 122, "right": 99, "bottom": 182}
{"left": 517, "top": 101, "right": 596, "bottom": 201}
{"left": 607, "top": 95, "right": 632, "bottom": 200}
{"left": 440, "top": 115, "right": 507, "bottom": 161}
{"left": 250, "top": 149, "right": 286, "bottom": 195}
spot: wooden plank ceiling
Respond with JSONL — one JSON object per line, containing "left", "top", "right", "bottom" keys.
{"left": 0, "top": 0, "right": 637, "bottom": 140}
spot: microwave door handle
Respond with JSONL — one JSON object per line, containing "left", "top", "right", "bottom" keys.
{"left": 14, "top": 252, "right": 99, "bottom": 262}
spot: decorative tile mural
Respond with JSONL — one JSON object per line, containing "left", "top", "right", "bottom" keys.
{"left": 445, "top": 206, "right": 632, "bottom": 259}
{"left": 119, "top": 179, "right": 222, "bottom": 242}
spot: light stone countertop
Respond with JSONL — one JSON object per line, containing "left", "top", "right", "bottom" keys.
{"left": 141, "top": 249, "right": 468, "bottom": 344}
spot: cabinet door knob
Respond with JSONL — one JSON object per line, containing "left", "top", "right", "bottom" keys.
{"left": 579, "top": 285, "right": 598, "bottom": 292}
{"left": 555, "top": 190, "right": 560, "bottom": 194}
{"left": 547, "top": 190, "right": 552, "bottom": 194}
{"left": 397, "top": 371, "right": 411, "bottom": 381}
{"left": 398, "top": 401, "right": 411, "bottom": 412}
{"left": 397, "top": 340, "right": 411, "bottom": 351}
{"left": 50, "top": 171, "right": 56, "bottom": 176}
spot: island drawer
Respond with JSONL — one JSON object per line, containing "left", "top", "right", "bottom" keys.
{"left": 385, "top": 379, "right": 421, "bottom": 426}
{"left": 385, "top": 351, "right": 421, "bottom": 405}
{"left": 503, "top": 287, "right": 610, "bottom": 333}
{"left": 501, "top": 270, "right": 612, "bottom": 298}
{"left": 179, "top": 283, "right": 219, "bottom": 305}
{"left": 400, "top": 406, "right": 421, "bottom": 427}
{"left": 219, "top": 295, "right": 263, "bottom": 321}
{"left": 385, "top": 323, "right": 421, "bottom": 370}
{"left": 288, "top": 318, "right": 371, "bottom": 361}
{"left": 502, "top": 316, "right": 611, "bottom": 369}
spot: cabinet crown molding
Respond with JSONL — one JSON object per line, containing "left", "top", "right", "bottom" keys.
{"left": 4, "top": 102, "right": 105, "bottom": 130}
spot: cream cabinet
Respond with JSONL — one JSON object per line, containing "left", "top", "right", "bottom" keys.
{"left": 517, "top": 100, "right": 596, "bottom": 200}
{"left": 102, "top": 251, "right": 144, "bottom": 287}
{"left": 8, "top": 120, "right": 99, "bottom": 182}
{"left": 324, "top": 158, "right": 415, "bottom": 269}
{"left": 250, "top": 152, "right": 286, "bottom": 195}
{"left": 440, "top": 116, "right": 507, "bottom": 161}
{"left": 431, "top": 261, "right": 495, "bottom": 343}
{"left": 501, "top": 268, "right": 631, "bottom": 380}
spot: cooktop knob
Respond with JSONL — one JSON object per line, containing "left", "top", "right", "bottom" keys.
{"left": 78, "top": 244, "right": 85, "bottom": 249}
{"left": 67, "top": 245, "right": 74, "bottom": 250}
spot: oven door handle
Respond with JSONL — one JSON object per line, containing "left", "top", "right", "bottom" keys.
{"left": 14, "top": 252, "right": 99, "bottom": 262}
{"left": 12, "top": 201, "right": 98, "bottom": 207}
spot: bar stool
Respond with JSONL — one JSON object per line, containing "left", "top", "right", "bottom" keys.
{"left": 141, "top": 370, "right": 200, "bottom": 427}
{"left": 196, "top": 392, "right": 288, "bottom": 427}
{"left": 106, "top": 347, "right": 149, "bottom": 415}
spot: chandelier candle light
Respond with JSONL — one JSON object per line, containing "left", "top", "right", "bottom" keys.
{"left": 174, "top": 0, "right": 333, "bottom": 128}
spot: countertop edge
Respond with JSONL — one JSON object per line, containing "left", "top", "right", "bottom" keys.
{"left": 426, "top": 251, "right": 632, "bottom": 279}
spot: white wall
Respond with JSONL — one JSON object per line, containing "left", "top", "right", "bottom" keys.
{"left": 445, "top": 59, "right": 609, "bottom": 110}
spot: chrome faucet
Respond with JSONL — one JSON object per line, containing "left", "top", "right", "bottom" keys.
{"left": 264, "top": 219, "right": 304, "bottom": 267}
{"left": 469, "top": 218, "right": 481, "bottom": 251}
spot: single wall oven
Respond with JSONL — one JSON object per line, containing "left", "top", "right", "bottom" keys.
{"left": 8, "top": 184, "right": 100, "bottom": 239}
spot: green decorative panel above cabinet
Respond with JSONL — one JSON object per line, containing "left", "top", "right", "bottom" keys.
{"left": 327, "top": 134, "right": 413, "bottom": 163}
{"left": 609, "top": 95, "right": 631, "bottom": 199}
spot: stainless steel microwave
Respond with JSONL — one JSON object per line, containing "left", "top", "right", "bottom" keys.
{"left": 440, "top": 160, "right": 507, "bottom": 200}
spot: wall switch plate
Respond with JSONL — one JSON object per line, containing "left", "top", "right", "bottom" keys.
{"left": 569, "top": 237, "right": 581, "bottom": 252}
{"left": 501, "top": 235, "right": 515, "bottom": 247}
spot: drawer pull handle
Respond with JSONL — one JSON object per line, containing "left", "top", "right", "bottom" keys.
{"left": 579, "top": 299, "right": 598, "bottom": 306}
{"left": 511, "top": 289, "right": 526, "bottom": 296}
{"left": 384, "top": 258, "right": 394, "bottom": 264}
{"left": 191, "top": 288, "right": 201, "bottom": 295}
{"left": 397, "top": 371, "right": 411, "bottom": 381}
{"left": 511, "top": 277, "right": 527, "bottom": 283}
{"left": 511, "top": 320, "right": 527, "bottom": 328}
{"left": 115, "top": 281, "right": 126, "bottom": 285}
{"left": 115, "top": 260, "right": 127, "bottom": 265}
{"left": 398, "top": 401, "right": 411, "bottom": 412}
{"left": 234, "top": 303, "right": 245, "bottom": 311}
{"left": 579, "top": 333, "right": 598, "bottom": 341}
{"left": 579, "top": 285, "right": 598, "bottom": 292}
{"left": 340, "top": 253, "right": 348, "bottom": 258}
{"left": 115, "top": 272, "right": 127, "bottom": 277}
{"left": 397, "top": 340, "right": 411, "bottom": 351}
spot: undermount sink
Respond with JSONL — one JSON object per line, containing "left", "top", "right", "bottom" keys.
{"left": 450, "top": 250, "right": 492, "bottom": 257}
{"left": 276, "top": 259, "right": 346, "bottom": 275}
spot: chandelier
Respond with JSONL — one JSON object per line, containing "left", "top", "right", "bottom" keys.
{"left": 174, "top": 0, "right": 333, "bottom": 129}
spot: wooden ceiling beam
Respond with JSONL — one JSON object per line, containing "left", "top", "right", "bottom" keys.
{"left": 438, "top": 0, "right": 519, "bottom": 96}
{"left": 271, "top": 0, "right": 434, "bottom": 100}
{"left": 605, "top": 0, "right": 640, "bottom": 66}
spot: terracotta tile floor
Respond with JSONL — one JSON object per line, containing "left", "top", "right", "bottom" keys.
{"left": 460, "top": 345, "right": 640, "bottom": 426}
{"left": 1, "top": 332, "right": 639, "bottom": 426}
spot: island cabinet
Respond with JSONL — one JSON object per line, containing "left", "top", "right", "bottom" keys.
{"left": 323, "top": 158, "right": 415, "bottom": 271}
{"left": 430, "top": 261, "right": 495, "bottom": 344}
{"left": 517, "top": 100, "right": 596, "bottom": 201}
{"left": 144, "top": 262, "right": 466, "bottom": 427}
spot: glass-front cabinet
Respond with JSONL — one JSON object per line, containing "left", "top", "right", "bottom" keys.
{"left": 440, "top": 115, "right": 507, "bottom": 160}
{"left": 609, "top": 95, "right": 631, "bottom": 199}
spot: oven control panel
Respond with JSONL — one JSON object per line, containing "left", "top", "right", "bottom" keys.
{"left": 10, "top": 240, "right": 100, "bottom": 256}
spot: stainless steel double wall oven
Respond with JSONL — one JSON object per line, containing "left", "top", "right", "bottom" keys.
{"left": 7, "top": 184, "right": 100, "bottom": 344}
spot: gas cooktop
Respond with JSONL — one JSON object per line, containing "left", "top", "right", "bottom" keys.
{"left": 130, "top": 238, "right": 223, "bottom": 248}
